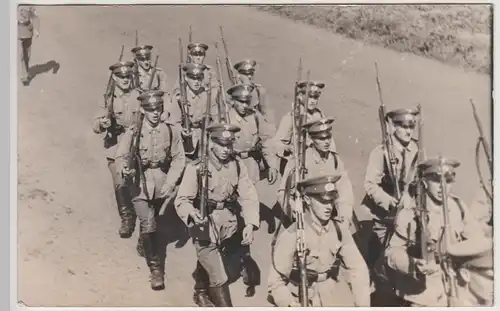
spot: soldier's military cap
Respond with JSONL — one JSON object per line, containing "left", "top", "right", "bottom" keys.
{"left": 188, "top": 43, "right": 209, "bottom": 55}
{"left": 386, "top": 108, "right": 419, "bottom": 125}
{"left": 297, "top": 174, "right": 343, "bottom": 201}
{"left": 207, "top": 123, "right": 241, "bottom": 144}
{"left": 138, "top": 90, "right": 165, "bottom": 110}
{"left": 303, "top": 117, "right": 335, "bottom": 139}
{"left": 233, "top": 59, "right": 257, "bottom": 75}
{"left": 448, "top": 236, "right": 493, "bottom": 269}
{"left": 297, "top": 81, "right": 326, "bottom": 97}
{"left": 418, "top": 157, "right": 460, "bottom": 180}
{"left": 131, "top": 45, "right": 153, "bottom": 59}
{"left": 227, "top": 84, "right": 255, "bottom": 102}
{"left": 109, "top": 61, "right": 135, "bottom": 77}
{"left": 183, "top": 63, "right": 207, "bottom": 80}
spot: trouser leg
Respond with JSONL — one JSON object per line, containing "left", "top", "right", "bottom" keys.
{"left": 20, "top": 38, "right": 32, "bottom": 82}
{"left": 108, "top": 159, "right": 136, "bottom": 238}
{"left": 194, "top": 240, "right": 232, "bottom": 307}
{"left": 133, "top": 198, "right": 164, "bottom": 290}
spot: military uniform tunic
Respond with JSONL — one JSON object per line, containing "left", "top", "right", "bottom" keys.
{"left": 268, "top": 213, "right": 370, "bottom": 307}
{"left": 384, "top": 194, "right": 483, "bottom": 306}
{"left": 166, "top": 86, "right": 219, "bottom": 151}
{"left": 93, "top": 88, "right": 141, "bottom": 160}
{"left": 228, "top": 108, "right": 278, "bottom": 184}
{"left": 135, "top": 65, "right": 168, "bottom": 93}
{"left": 274, "top": 107, "right": 336, "bottom": 158}
{"left": 277, "top": 147, "right": 354, "bottom": 222}
{"left": 174, "top": 151, "right": 259, "bottom": 286}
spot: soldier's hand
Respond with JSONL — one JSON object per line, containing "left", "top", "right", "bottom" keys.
{"left": 415, "top": 259, "right": 440, "bottom": 275}
{"left": 181, "top": 128, "right": 192, "bottom": 138}
{"left": 34, "top": 30, "right": 40, "bottom": 38}
{"left": 388, "top": 197, "right": 399, "bottom": 210}
{"left": 160, "top": 183, "right": 175, "bottom": 199}
{"left": 121, "top": 164, "right": 135, "bottom": 179}
{"left": 100, "top": 117, "right": 112, "bottom": 129}
{"left": 189, "top": 210, "right": 208, "bottom": 226}
{"left": 241, "top": 224, "right": 254, "bottom": 245}
{"left": 267, "top": 168, "right": 279, "bottom": 185}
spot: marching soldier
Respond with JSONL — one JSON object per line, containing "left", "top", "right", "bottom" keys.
{"left": 115, "top": 90, "right": 186, "bottom": 290}
{"left": 356, "top": 108, "right": 420, "bottom": 268}
{"left": 92, "top": 61, "right": 140, "bottom": 239}
{"left": 379, "top": 157, "right": 485, "bottom": 306}
{"left": 187, "top": 43, "right": 218, "bottom": 89}
{"left": 226, "top": 83, "right": 279, "bottom": 185}
{"left": 233, "top": 59, "right": 274, "bottom": 124}
{"left": 174, "top": 123, "right": 260, "bottom": 307}
{"left": 274, "top": 81, "right": 336, "bottom": 172}
{"left": 131, "top": 44, "right": 168, "bottom": 93}
{"left": 18, "top": 5, "right": 40, "bottom": 85}
{"left": 268, "top": 174, "right": 371, "bottom": 307}
{"left": 447, "top": 236, "right": 493, "bottom": 306}
{"left": 277, "top": 118, "right": 354, "bottom": 224}
{"left": 166, "top": 63, "right": 218, "bottom": 158}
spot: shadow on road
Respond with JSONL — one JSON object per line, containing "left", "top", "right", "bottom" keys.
{"left": 28, "top": 60, "right": 60, "bottom": 82}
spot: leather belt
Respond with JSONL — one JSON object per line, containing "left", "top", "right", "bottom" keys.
{"left": 143, "top": 161, "right": 163, "bottom": 169}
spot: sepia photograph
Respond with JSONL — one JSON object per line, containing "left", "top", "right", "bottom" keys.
{"left": 15, "top": 1, "right": 494, "bottom": 308}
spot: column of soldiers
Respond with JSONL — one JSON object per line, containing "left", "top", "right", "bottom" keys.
{"left": 93, "top": 28, "right": 493, "bottom": 307}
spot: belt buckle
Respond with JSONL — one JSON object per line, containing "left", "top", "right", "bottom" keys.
{"left": 215, "top": 202, "right": 224, "bottom": 210}
{"left": 240, "top": 151, "right": 249, "bottom": 159}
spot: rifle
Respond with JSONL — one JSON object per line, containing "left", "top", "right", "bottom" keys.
{"left": 178, "top": 38, "right": 195, "bottom": 155}
{"left": 414, "top": 105, "right": 433, "bottom": 263}
{"left": 133, "top": 30, "right": 141, "bottom": 90}
{"left": 122, "top": 56, "right": 160, "bottom": 203}
{"left": 103, "top": 45, "right": 125, "bottom": 148}
{"left": 375, "top": 62, "right": 402, "bottom": 248}
{"left": 197, "top": 74, "right": 212, "bottom": 234}
{"left": 470, "top": 99, "right": 493, "bottom": 203}
{"left": 299, "top": 71, "right": 311, "bottom": 180}
{"left": 438, "top": 156, "right": 458, "bottom": 306}
{"left": 215, "top": 42, "right": 230, "bottom": 123}
{"left": 187, "top": 26, "right": 193, "bottom": 63}
{"left": 219, "top": 26, "right": 237, "bottom": 85}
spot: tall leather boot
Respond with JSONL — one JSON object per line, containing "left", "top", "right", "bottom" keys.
{"left": 192, "top": 261, "right": 214, "bottom": 307}
{"left": 209, "top": 284, "right": 233, "bottom": 307}
{"left": 136, "top": 235, "right": 144, "bottom": 257}
{"left": 141, "top": 232, "right": 165, "bottom": 290}
{"left": 115, "top": 189, "right": 136, "bottom": 238}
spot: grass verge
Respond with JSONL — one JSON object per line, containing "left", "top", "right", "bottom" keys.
{"left": 255, "top": 5, "right": 492, "bottom": 73}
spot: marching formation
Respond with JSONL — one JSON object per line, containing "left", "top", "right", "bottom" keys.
{"left": 85, "top": 25, "right": 494, "bottom": 308}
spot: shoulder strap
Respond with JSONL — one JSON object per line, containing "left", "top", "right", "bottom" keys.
{"left": 451, "top": 196, "right": 466, "bottom": 220}
{"left": 253, "top": 113, "right": 260, "bottom": 134}
{"left": 235, "top": 158, "right": 241, "bottom": 179}
{"left": 330, "top": 151, "right": 339, "bottom": 169}
{"left": 333, "top": 219, "right": 342, "bottom": 242}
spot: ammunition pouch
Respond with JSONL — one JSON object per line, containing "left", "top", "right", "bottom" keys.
{"left": 289, "top": 259, "right": 341, "bottom": 287}
{"left": 103, "top": 123, "right": 125, "bottom": 149}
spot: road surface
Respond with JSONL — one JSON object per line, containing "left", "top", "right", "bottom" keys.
{"left": 17, "top": 5, "right": 491, "bottom": 307}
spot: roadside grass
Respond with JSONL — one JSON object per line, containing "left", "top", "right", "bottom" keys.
{"left": 255, "top": 5, "right": 492, "bottom": 73}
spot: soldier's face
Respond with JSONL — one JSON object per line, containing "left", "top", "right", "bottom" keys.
{"left": 425, "top": 177, "right": 454, "bottom": 203}
{"left": 308, "top": 195, "right": 335, "bottom": 223}
{"left": 300, "top": 93, "right": 319, "bottom": 109}
{"left": 312, "top": 136, "right": 331, "bottom": 152}
{"left": 212, "top": 141, "right": 233, "bottom": 161}
{"left": 238, "top": 73, "right": 253, "bottom": 83}
{"left": 459, "top": 267, "right": 493, "bottom": 305}
{"left": 393, "top": 122, "right": 415, "bottom": 144}
{"left": 142, "top": 107, "right": 162, "bottom": 125}
{"left": 113, "top": 74, "right": 132, "bottom": 90}
{"left": 233, "top": 99, "right": 251, "bottom": 115}
{"left": 137, "top": 56, "right": 152, "bottom": 70}
{"left": 186, "top": 76, "right": 203, "bottom": 91}
{"left": 190, "top": 54, "right": 205, "bottom": 65}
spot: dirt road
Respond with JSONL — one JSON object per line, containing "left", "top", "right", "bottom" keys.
{"left": 17, "top": 5, "right": 491, "bottom": 307}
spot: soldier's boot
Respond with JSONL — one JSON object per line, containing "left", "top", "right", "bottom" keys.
{"left": 142, "top": 232, "right": 165, "bottom": 291}
{"left": 115, "top": 189, "right": 136, "bottom": 239}
{"left": 192, "top": 261, "right": 214, "bottom": 307}
{"left": 208, "top": 284, "right": 233, "bottom": 307}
